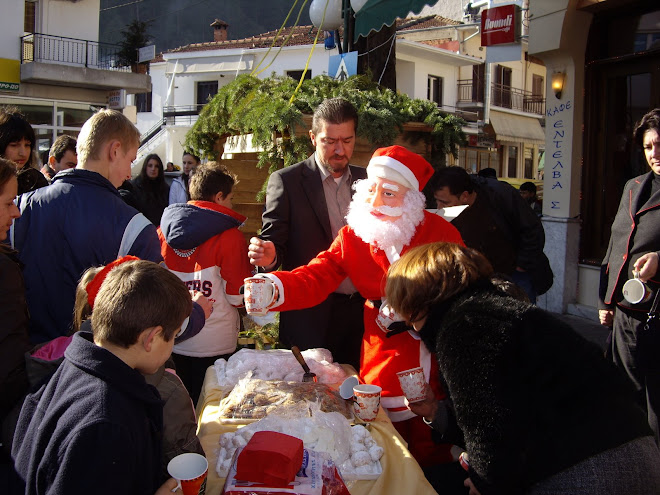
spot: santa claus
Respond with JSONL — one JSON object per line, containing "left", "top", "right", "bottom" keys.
{"left": 248, "top": 145, "right": 464, "bottom": 466}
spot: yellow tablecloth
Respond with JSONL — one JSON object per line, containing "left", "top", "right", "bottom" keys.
{"left": 196, "top": 366, "right": 437, "bottom": 495}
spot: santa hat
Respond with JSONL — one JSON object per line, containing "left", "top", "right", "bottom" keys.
{"left": 86, "top": 256, "right": 139, "bottom": 308}
{"left": 367, "top": 145, "right": 434, "bottom": 192}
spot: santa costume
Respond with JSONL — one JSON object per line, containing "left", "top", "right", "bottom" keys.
{"left": 264, "top": 146, "right": 464, "bottom": 466}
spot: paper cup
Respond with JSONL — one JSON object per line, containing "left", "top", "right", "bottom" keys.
{"left": 396, "top": 367, "right": 426, "bottom": 403}
{"left": 167, "top": 453, "right": 208, "bottom": 495}
{"left": 353, "top": 384, "right": 381, "bottom": 422}
{"left": 244, "top": 277, "right": 275, "bottom": 316}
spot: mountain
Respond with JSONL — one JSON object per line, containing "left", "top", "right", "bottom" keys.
{"left": 99, "top": 0, "right": 313, "bottom": 54}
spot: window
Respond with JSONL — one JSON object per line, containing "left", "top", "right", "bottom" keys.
{"left": 472, "top": 64, "right": 485, "bottom": 103}
{"left": 524, "top": 147, "right": 534, "bottom": 179}
{"left": 286, "top": 70, "right": 312, "bottom": 81}
{"left": 493, "top": 65, "right": 512, "bottom": 108}
{"left": 136, "top": 92, "right": 152, "bottom": 113}
{"left": 507, "top": 146, "right": 518, "bottom": 177}
{"left": 24, "top": 1, "right": 36, "bottom": 33}
{"left": 196, "top": 81, "right": 218, "bottom": 107}
{"left": 532, "top": 74, "right": 544, "bottom": 98}
{"left": 427, "top": 75, "right": 443, "bottom": 106}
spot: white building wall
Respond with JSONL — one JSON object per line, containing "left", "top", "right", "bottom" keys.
{"left": 41, "top": 0, "right": 100, "bottom": 41}
{"left": 0, "top": 2, "right": 25, "bottom": 60}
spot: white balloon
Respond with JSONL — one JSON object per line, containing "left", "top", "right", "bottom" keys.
{"left": 309, "top": 0, "right": 343, "bottom": 31}
{"left": 350, "top": 0, "right": 369, "bottom": 13}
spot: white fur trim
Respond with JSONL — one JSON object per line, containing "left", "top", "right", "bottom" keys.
{"left": 386, "top": 407, "right": 417, "bottom": 422}
{"left": 261, "top": 273, "right": 285, "bottom": 309}
{"left": 368, "top": 156, "right": 419, "bottom": 190}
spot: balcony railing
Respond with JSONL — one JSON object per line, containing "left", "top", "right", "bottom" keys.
{"left": 162, "top": 105, "right": 206, "bottom": 125}
{"left": 20, "top": 33, "right": 130, "bottom": 72}
{"left": 457, "top": 79, "right": 545, "bottom": 116}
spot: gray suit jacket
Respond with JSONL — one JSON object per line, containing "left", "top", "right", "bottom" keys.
{"left": 259, "top": 155, "right": 367, "bottom": 347}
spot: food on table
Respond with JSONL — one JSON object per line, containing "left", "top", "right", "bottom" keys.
{"left": 217, "top": 378, "right": 353, "bottom": 422}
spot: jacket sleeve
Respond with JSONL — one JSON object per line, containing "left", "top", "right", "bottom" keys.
{"left": 0, "top": 255, "right": 30, "bottom": 417}
{"left": 126, "top": 223, "right": 164, "bottom": 263}
{"left": 440, "top": 310, "right": 529, "bottom": 495}
{"left": 217, "top": 229, "right": 254, "bottom": 306}
{"left": 275, "top": 231, "right": 349, "bottom": 311}
{"left": 258, "top": 171, "right": 289, "bottom": 270}
{"left": 504, "top": 184, "right": 546, "bottom": 271}
{"left": 168, "top": 179, "right": 187, "bottom": 205}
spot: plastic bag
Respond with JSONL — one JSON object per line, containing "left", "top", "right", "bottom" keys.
{"left": 214, "top": 348, "right": 347, "bottom": 389}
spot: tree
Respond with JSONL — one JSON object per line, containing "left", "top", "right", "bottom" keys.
{"left": 117, "top": 19, "right": 153, "bottom": 68}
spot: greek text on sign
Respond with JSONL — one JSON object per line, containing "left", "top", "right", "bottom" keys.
{"left": 481, "top": 5, "right": 520, "bottom": 46}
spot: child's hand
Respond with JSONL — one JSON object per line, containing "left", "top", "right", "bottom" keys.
{"left": 191, "top": 291, "right": 212, "bottom": 319}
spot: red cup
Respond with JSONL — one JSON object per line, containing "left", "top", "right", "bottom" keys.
{"left": 167, "top": 453, "right": 208, "bottom": 495}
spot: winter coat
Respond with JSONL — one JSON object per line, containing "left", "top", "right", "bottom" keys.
{"left": 159, "top": 200, "right": 253, "bottom": 357}
{"left": 12, "top": 332, "right": 165, "bottom": 495}
{"left": 419, "top": 283, "right": 652, "bottom": 495}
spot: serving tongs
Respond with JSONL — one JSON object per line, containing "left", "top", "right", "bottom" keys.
{"left": 291, "top": 346, "right": 318, "bottom": 382}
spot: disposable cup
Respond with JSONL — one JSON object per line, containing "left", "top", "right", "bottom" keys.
{"left": 396, "top": 366, "right": 426, "bottom": 403}
{"left": 167, "top": 453, "right": 208, "bottom": 495}
{"left": 353, "top": 384, "right": 381, "bottom": 422}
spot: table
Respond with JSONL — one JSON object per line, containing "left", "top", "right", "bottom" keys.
{"left": 196, "top": 366, "right": 437, "bottom": 495}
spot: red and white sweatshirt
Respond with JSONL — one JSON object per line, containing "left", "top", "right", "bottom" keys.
{"left": 158, "top": 200, "right": 253, "bottom": 357}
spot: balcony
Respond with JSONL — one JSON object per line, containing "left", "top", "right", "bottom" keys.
{"left": 20, "top": 33, "right": 150, "bottom": 94}
{"left": 457, "top": 79, "right": 545, "bottom": 116}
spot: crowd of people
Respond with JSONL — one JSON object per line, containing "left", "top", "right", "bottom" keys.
{"left": 0, "top": 101, "right": 659, "bottom": 495}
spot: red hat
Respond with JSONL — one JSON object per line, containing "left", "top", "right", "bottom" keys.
{"left": 86, "top": 256, "right": 139, "bottom": 308}
{"left": 367, "top": 145, "right": 434, "bottom": 191}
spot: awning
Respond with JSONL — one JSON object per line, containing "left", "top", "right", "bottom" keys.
{"left": 488, "top": 110, "right": 545, "bottom": 146}
{"left": 354, "top": 0, "right": 434, "bottom": 41}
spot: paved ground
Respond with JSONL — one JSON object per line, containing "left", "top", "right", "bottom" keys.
{"left": 555, "top": 313, "right": 610, "bottom": 352}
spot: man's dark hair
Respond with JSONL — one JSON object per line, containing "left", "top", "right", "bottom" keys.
{"left": 49, "top": 135, "right": 77, "bottom": 161}
{"left": 432, "top": 167, "right": 474, "bottom": 196}
{"left": 312, "top": 98, "right": 358, "bottom": 134}
{"left": 633, "top": 108, "right": 660, "bottom": 148}
{"left": 519, "top": 181, "right": 537, "bottom": 194}
{"left": 189, "top": 161, "right": 236, "bottom": 202}
{"left": 478, "top": 167, "right": 497, "bottom": 179}
{"left": 0, "top": 106, "right": 35, "bottom": 165}
{"left": 91, "top": 260, "right": 192, "bottom": 348}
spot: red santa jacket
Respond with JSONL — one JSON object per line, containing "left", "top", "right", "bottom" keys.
{"left": 274, "top": 211, "right": 464, "bottom": 421}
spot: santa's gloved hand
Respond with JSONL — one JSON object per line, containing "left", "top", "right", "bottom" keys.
{"left": 243, "top": 273, "right": 282, "bottom": 314}
{"left": 376, "top": 301, "right": 407, "bottom": 333}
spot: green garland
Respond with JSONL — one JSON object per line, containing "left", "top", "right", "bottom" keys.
{"left": 185, "top": 73, "right": 466, "bottom": 199}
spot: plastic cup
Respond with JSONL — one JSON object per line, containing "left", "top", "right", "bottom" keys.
{"left": 167, "top": 453, "right": 208, "bottom": 495}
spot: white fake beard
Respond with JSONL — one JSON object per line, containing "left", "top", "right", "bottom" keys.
{"left": 346, "top": 180, "right": 426, "bottom": 250}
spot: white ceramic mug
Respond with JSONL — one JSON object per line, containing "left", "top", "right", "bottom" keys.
{"left": 622, "top": 272, "right": 653, "bottom": 305}
{"left": 353, "top": 384, "right": 381, "bottom": 422}
{"left": 243, "top": 276, "right": 276, "bottom": 316}
{"left": 167, "top": 453, "right": 208, "bottom": 495}
{"left": 396, "top": 367, "right": 426, "bottom": 403}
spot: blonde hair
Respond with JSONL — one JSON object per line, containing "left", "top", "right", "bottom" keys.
{"left": 72, "top": 266, "right": 103, "bottom": 334}
{"left": 76, "top": 109, "right": 140, "bottom": 165}
{"left": 386, "top": 242, "right": 493, "bottom": 323}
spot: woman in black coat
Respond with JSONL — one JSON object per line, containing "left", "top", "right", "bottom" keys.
{"left": 386, "top": 242, "right": 660, "bottom": 495}
{"left": 130, "top": 153, "right": 170, "bottom": 226}
{"left": 0, "top": 158, "right": 30, "bottom": 434}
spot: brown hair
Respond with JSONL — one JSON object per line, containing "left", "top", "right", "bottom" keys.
{"left": 91, "top": 260, "right": 192, "bottom": 348}
{"left": 72, "top": 266, "right": 103, "bottom": 334}
{"left": 0, "top": 157, "right": 17, "bottom": 193}
{"left": 386, "top": 242, "right": 493, "bottom": 323}
{"left": 189, "top": 161, "right": 235, "bottom": 202}
{"left": 76, "top": 109, "right": 140, "bottom": 166}
{"left": 312, "top": 97, "right": 358, "bottom": 135}
{"left": 49, "top": 135, "right": 77, "bottom": 161}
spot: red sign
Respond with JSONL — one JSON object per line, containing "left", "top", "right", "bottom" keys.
{"left": 481, "top": 5, "right": 519, "bottom": 46}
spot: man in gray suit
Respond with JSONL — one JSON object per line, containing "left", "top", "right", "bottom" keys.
{"left": 249, "top": 98, "right": 367, "bottom": 370}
